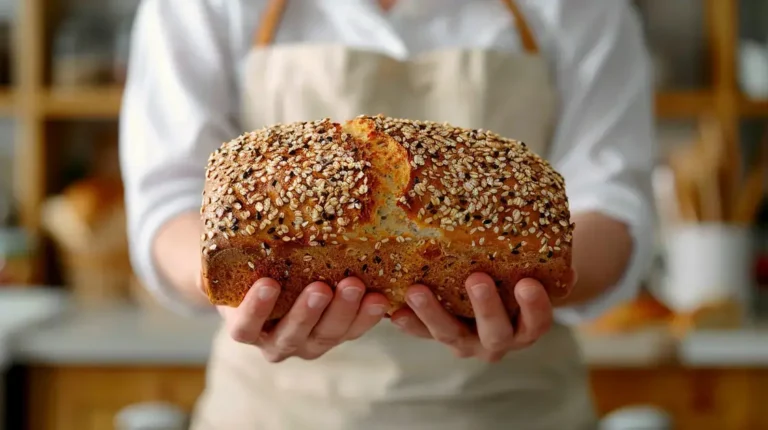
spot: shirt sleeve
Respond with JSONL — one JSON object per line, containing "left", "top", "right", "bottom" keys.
{"left": 533, "top": 0, "right": 657, "bottom": 324}
{"left": 119, "top": 0, "right": 239, "bottom": 314}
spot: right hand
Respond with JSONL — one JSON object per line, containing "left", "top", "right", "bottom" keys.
{"left": 218, "top": 277, "right": 390, "bottom": 363}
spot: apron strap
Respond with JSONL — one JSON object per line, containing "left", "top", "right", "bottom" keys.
{"left": 253, "top": 0, "right": 288, "bottom": 46}
{"left": 499, "top": 0, "right": 539, "bottom": 54}
{"left": 253, "top": 0, "right": 539, "bottom": 54}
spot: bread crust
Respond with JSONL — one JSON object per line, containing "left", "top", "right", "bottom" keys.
{"left": 201, "top": 115, "right": 573, "bottom": 319}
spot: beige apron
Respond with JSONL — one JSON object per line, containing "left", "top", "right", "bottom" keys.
{"left": 192, "top": 1, "right": 597, "bottom": 428}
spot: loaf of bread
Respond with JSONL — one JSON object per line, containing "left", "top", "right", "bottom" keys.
{"left": 201, "top": 115, "right": 574, "bottom": 319}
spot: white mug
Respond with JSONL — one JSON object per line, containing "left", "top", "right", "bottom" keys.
{"left": 114, "top": 402, "right": 189, "bottom": 430}
{"left": 739, "top": 39, "right": 768, "bottom": 99}
{"left": 658, "top": 224, "right": 754, "bottom": 315}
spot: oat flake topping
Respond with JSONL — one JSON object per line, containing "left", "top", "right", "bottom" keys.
{"left": 201, "top": 115, "right": 573, "bottom": 261}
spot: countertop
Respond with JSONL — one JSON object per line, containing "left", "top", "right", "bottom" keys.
{"left": 679, "top": 327, "right": 768, "bottom": 367}
{"left": 2, "top": 289, "right": 768, "bottom": 367}
{"left": 0, "top": 288, "right": 69, "bottom": 370}
{"left": 12, "top": 304, "right": 221, "bottom": 366}
{"left": 8, "top": 301, "right": 677, "bottom": 367}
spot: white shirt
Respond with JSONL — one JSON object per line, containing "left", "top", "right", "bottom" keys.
{"left": 119, "top": 0, "right": 656, "bottom": 323}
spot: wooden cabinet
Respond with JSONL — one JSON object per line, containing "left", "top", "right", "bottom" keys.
{"left": 591, "top": 367, "right": 768, "bottom": 430}
{"left": 22, "top": 365, "right": 768, "bottom": 430}
{"left": 26, "top": 366, "right": 205, "bottom": 430}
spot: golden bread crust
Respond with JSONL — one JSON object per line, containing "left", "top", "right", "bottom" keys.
{"left": 201, "top": 115, "right": 573, "bottom": 319}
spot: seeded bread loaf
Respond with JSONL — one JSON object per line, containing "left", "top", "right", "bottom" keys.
{"left": 201, "top": 115, "right": 574, "bottom": 319}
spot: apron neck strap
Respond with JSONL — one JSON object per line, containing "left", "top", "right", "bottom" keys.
{"left": 499, "top": 0, "right": 539, "bottom": 54}
{"left": 253, "top": 0, "right": 288, "bottom": 46}
{"left": 253, "top": 0, "right": 539, "bottom": 54}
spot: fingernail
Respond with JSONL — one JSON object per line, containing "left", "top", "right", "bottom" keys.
{"left": 407, "top": 293, "right": 427, "bottom": 309}
{"left": 469, "top": 283, "right": 492, "bottom": 300}
{"left": 308, "top": 293, "right": 330, "bottom": 309}
{"left": 367, "top": 305, "right": 387, "bottom": 316}
{"left": 342, "top": 287, "right": 363, "bottom": 302}
{"left": 517, "top": 284, "right": 539, "bottom": 301}
{"left": 393, "top": 317, "right": 409, "bottom": 327}
{"left": 258, "top": 286, "right": 278, "bottom": 301}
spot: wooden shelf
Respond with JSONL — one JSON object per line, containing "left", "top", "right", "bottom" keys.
{"left": 29, "top": 89, "right": 717, "bottom": 121}
{"left": 0, "top": 88, "right": 15, "bottom": 115}
{"left": 40, "top": 87, "right": 123, "bottom": 119}
{"left": 0, "top": 89, "right": 726, "bottom": 120}
{"left": 0, "top": 88, "right": 718, "bottom": 121}
{"left": 18, "top": 89, "right": 724, "bottom": 121}
{"left": 655, "top": 91, "right": 715, "bottom": 118}
{"left": 739, "top": 96, "right": 768, "bottom": 117}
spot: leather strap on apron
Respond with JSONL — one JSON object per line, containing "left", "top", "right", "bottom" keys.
{"left": 253, "top": 0, "right": 540, "bottom": 53}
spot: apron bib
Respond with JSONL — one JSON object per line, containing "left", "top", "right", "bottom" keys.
{"left": 192, "top": 1, "right": 597, "bottom": 428}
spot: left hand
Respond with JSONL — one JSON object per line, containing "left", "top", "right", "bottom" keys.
{"left": 391, "top": 272, "right": 575, "bottom": 362}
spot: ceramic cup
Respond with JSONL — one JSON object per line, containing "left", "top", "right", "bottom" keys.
{"left": 739, "top": 39, "right": 768, "bottom": 99}
{"left": 659, "top": 224, "right": 754, "bottom": 316}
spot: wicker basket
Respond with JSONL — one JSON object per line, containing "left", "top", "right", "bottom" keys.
{"left": 41, "top": 178, "right": 135, "bottom": 306}
{"left": 61, "top": 248, "right": 133, "bottom": 306}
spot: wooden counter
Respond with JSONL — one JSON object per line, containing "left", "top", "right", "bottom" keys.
{"left": 10, "top": 365, "right": 768, "bottom": 430}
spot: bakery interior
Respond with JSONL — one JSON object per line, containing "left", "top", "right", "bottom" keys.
{"left": 0, "top": 0, "right": 767, "bottom": 429}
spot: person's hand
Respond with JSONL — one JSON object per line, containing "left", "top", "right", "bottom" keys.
{"left": 391, "top": 271, "right": 576, "bottom": 362}
{"left": 219, "top": 277, "right": 390, "bottom": 363}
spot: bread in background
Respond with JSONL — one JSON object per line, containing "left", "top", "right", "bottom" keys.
{"left": 581, "top": 290, "right": 673, "bottom": 334}
{"left": 42, "top": 176, "right": 132, "bottom": 305}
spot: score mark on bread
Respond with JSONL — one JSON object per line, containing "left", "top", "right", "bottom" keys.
{"left": 201, "top": 115, "right": 573, "bottom": 319}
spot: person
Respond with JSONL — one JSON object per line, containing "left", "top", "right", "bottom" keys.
{"left": 119, "top": 0, "right": 655, "bottom": 429}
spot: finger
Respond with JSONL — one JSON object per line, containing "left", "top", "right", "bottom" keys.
{"left": 405, "top": 285, "right": 472, "bottom": 349}
{"left": 513, "top": 279, "right": 553, "bottom": 347}
{"left": 225, "top": 278, "right": 281, "bottom": 345}
{"left": 344, "top": 292, "right": 390, "bottom": 340}
{"left": 390, "top": 307, "right": 432, "bottom": 339}
{"left": 310, "top": 277, "right": 366, "bottom": 347}
{"left": 267, "top": 282, "right": 332, "bottom": 359}
{"left": 465, "top": 273, "right": 515, "bottom": 352}
{"left": 478, "top": 349, "right": 507, "bottom": 363}
{"left": 392, "top": 308, "right": 476, "bottom": 359}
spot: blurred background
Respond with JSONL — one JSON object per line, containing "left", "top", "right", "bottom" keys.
{"left": 0, "top": 0, "right": 766, "bottom": 429}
